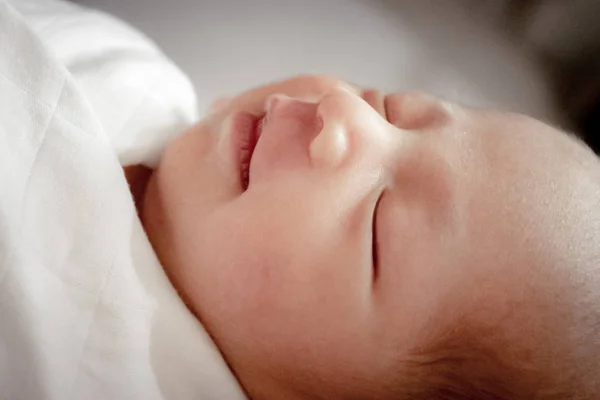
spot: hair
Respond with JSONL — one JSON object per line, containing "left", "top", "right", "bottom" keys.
{"left": 385, "top": 170, "right": 600, "bottom": 400}
{"left": 391, "top": 281, "right": 600, "bottom": 400}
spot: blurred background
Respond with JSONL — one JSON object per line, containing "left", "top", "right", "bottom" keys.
{"left": 75, "top": 0, "right": 600, "bottom": 154}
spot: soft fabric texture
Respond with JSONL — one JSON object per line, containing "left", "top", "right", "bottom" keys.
{"left": 0, "top": 1, "right": 246, "bottom": 399}
{"left": 8, "top": 0, "right": 198, "bottom": 167}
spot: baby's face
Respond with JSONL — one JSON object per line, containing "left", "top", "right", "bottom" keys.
{"left": 144, "top": 76, "right": 600, "bottom": 399}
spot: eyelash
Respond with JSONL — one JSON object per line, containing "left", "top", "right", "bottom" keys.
{"left": 372, "top": 192, "right": 384, "bottom": 281}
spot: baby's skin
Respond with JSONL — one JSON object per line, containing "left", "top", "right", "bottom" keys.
{"left": 129, "top": 76, "right": 600, "bottom": 399}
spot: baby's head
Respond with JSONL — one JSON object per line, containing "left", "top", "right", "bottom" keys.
{"left": 142, "top": 76, "right": 600, "bottom": 399}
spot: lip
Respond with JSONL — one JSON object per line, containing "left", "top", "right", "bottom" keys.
{"left": 229, "top": 111, "right": 265, "bottom": 191}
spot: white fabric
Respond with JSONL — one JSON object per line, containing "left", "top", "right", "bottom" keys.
{"left": 0, "top": 1, "right": 246, "bottom": 399}
{"left": 8, "top": 0, "right": 199, "bottom": 167}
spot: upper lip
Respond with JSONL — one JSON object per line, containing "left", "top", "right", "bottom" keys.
{"left": 238, "top": 113, "right": 265, "bottom": 191}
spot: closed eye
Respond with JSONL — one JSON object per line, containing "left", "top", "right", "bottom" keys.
{"left": 372, "top": 191, "right": 384, "bottom": 282}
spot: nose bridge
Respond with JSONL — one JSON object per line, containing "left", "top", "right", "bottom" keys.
{"left": 384, "top": 92, "right": 454, "bottom": 132}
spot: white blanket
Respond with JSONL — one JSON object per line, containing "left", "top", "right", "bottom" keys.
{"left": 0, "top": 1, "right": 246, "bottom": 399}
{"left": 8, "top": 0, "right": 199, "bottom": 167}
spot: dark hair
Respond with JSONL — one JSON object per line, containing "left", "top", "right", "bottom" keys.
{"left": 392, "top": 305, "right": 600, "bottom": 400}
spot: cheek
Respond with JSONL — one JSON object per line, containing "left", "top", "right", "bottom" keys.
{"left": 374, "top": 193, "right": 471, "bottom": 345}
{"left": 190, "top": 194, "right": 376, "bottom": 379}
{"left": 197, "top": 203, "right": 357, "bottom": 325}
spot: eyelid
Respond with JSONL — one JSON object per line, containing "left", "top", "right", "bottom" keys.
{"left": 371, "top": 189, "right": 385, "bottom": 283}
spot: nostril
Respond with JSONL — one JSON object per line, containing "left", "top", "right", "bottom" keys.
{"left": 315, "top": 111, "right": 324, "bottom": 134}
{"left": 264, "top": 94, "right": 320, "bottom": 118}
{"left": 264, "top": 94, "right": 286, "bottom": 116}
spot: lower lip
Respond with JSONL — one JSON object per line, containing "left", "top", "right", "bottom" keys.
{"left": 230, "top": 111, "right": 264, "bottom": 190}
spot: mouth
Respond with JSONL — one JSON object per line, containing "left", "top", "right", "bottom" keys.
{"left": 236, "top": 112, "right": 265, "bottom": 191}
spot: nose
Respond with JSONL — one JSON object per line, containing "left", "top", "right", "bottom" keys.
{"left": 384, "top": 91, "right": 452, "bottom": 131}
{"left": 309, "top": 87, "right": 390, "bottom": 168}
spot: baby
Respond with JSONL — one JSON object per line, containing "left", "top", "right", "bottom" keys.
{"left": 127, "top": 75, "right": 600, "bottom": 399}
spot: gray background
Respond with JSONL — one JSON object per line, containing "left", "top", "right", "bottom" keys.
{"left": 77, "top": 0, "right": 560, "bottom": 122}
